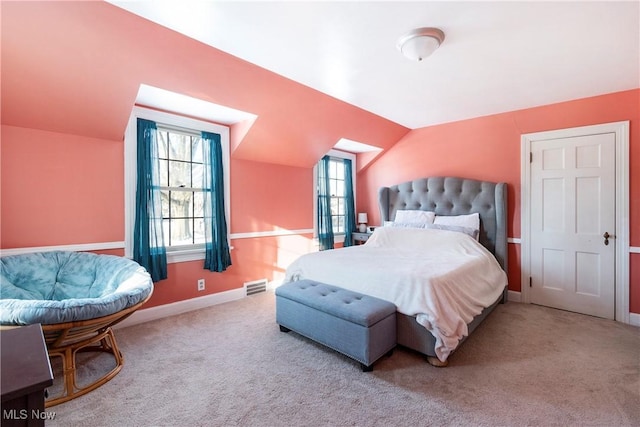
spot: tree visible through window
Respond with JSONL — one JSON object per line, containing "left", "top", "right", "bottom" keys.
{"left": 157, "top": 128, "right": 206, "bottom": 248}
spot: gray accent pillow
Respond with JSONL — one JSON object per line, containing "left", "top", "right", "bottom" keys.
{"left": 424, "top": 223, "right": 479, "bottom": 240}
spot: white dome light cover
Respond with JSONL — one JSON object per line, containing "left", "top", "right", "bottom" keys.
{"left": 397, "top": 27, "right": 445, "bottom": 61}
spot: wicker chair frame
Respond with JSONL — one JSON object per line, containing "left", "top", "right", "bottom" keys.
{"left": 42, "top": 293, "right": 151, "bottom": 407}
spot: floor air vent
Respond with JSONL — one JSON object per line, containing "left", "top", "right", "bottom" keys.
{"left": 245, "top": 279, "right": 268, "bottom": 296}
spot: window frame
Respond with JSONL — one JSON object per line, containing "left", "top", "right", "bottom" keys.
{"left": 156, "top": 126, "right": 206, "bottom": 249}
{"left": 125, "top": 106, "right": 231, "bottom": 263}
{"left": 313, "top": 149, "right": 356, "bottom": 245}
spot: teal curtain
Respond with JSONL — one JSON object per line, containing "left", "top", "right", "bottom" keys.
{"left": 133, "top": 118, "right": 167, "bottom": 282}
{"left": 317, "top": 155, "right": 334, "bottom": 250}
{"left": 202, "top": 131, "right": 232, "bottom": 272}
{"left": 343, "top": 158, "right": 356, "bottom": 247}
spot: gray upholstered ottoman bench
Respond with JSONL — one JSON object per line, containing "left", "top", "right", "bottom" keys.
{"left": 275, "top": 280, "right": 396, "bottom": 371}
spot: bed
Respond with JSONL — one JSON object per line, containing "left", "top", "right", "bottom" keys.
{"left": 284, "top": 176, "right": 508, "bottom": 365}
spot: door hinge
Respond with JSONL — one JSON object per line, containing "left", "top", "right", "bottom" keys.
{"left": 529, "top": 277, "right": 532, "bottom": 287}
{"left": 530, "top": 152, "right": 533, "bottom": 163}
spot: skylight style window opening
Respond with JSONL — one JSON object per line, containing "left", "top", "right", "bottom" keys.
{"left": 157, "top": 126, "right": 205, "bottom": 248}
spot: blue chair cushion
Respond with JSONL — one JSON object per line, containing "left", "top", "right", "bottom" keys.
{"left": 0, "top": 251, "right": 153, "bottom": 325}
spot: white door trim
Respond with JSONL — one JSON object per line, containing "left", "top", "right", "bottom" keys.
{"left": 521, "top": 121, "right": 630, "bottom": 323}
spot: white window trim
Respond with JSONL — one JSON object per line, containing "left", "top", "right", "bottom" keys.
{"left": 312, "top": 149, "right": 356, "bottom": 245}
{"left": 125, "top": 106, "right": 231, "bottom": 263}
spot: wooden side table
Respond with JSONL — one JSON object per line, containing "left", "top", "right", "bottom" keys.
{"left": 1, "top": 324, "right": 54, "bottom": 427}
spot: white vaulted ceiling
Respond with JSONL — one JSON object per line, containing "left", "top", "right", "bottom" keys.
{"left": 108, "top": 1, "right": 639, "bottom": 129}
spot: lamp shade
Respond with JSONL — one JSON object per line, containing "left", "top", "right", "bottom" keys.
{"left": 357, "top": 213, "right": 368, "bottom": 224}
{"left": 397, "top": 27, "right": 445, "bottom": 61}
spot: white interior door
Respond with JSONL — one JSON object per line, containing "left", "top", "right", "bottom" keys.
{"left": 529, "top": 132, "right": 616, "bottom": 319}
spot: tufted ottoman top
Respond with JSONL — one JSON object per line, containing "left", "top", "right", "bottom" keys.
{"left": 0, "top": 251, "right": 153, "bottom": 325}
{"left": 276, "top": 280, "right": 396, "bottom": 327}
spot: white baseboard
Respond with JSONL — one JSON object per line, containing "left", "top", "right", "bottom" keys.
{"left": 115, "top": 287, "right": 246, "bottom": 330}
{"left": 508, "top": 290, "right": 521, "bottom": 303}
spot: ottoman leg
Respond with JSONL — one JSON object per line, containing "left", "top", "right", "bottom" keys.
{"left": 279, "top": 325, "right": 291, "bottom": 333}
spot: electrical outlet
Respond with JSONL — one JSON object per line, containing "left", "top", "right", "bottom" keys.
{"left": 197, "top": 279, "right": 205, "bottom": 291}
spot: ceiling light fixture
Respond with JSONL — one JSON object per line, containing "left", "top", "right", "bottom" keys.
{"left": 397, "top": 27, "right": 445, "bottom": 62}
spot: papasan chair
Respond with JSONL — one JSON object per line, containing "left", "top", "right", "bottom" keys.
{"left": 0, "top": 251, "right": 153, "bottom": 406}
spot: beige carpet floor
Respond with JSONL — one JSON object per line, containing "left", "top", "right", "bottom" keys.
{"left": 46, "top": 290, "right": 639, "bottom": 427}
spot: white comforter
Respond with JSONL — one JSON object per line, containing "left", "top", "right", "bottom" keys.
{"left": 283, "top": 226, "right": 507, "bottom": 362}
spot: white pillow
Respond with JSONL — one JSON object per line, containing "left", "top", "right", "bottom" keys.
{"left": 434, "top": 213, "right": 480, "bottom": 239}
{"left": 394, "top": 210, "right": 435, "bottom": 225}
{"left": 390, "top": 222, "right": 427, "bottom": 229}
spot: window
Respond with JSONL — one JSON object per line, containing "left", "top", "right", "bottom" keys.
{"left": 156, "top": 127, "right": 206, "bottom": 248}
{"left": 125, "top": 107, "right": 230, "bottom": 263}
{"left": 327, "top": 158, "right": 347, "bottom": 234}
{"left": 314, "top": 149, "right": 356, "bottom": 245}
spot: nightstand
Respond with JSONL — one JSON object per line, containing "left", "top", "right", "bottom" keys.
{"left": 352, "top": 232, "right": 370, "bottom": 245}
{"left": 1, "top": 324, "right": 53, "bottom": 426}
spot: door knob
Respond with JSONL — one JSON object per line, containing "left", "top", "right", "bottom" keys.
{"left": 603, "top": 232, "right": 614, "bottom": 246}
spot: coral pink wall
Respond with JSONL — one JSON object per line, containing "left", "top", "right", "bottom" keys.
{"left": 1, "top": 2, "right": 637, "bottom": 317}
{"left": 357, "top": 89, "right": 640, "bottom": 313}
{"left": 230, "top": 159, "right": 312, "bottom": 233}
{"left": 1, "top": 1, "right": 405, "bottom": 310}
{"left": 1, "top": 126, "right": 124, "bottom": 247}
{"left": 143, "top": 233, "right": 316, "bottom": 309}
{"left": 136, "top": 158, "right": 317, "bottom": 308}
{"left": 0, "top": 125, "right": 317, "bottom": 309}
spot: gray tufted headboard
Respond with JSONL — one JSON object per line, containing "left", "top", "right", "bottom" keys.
{"left": 378, "top": 176, "right": 508, "bottom": 273}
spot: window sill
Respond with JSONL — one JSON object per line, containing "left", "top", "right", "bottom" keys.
{"left": 166, "top": 248, "right": 205, "bottom": 264}
{"left": 166, "top": 246, "right": 234, "bottom": 264}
